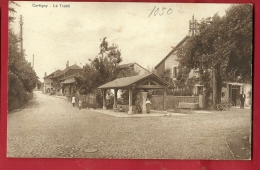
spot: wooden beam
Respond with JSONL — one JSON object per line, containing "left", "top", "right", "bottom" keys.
{"left": 163, "top": 89, "right": 167, "bottom": 110}
{"left": 128, "top": 88, "right": 133, "bottom": 114}
{"left": 113, "top": 89, "right": 118, "bottom": 110}
{"left": 136, "top": 85, "right": 167, "bottom": 89}
{"left": 102, "top": 89, "right": 107, "bottom": 110}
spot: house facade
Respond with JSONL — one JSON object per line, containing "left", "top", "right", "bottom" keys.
{"left": 44, "top": 61, "right": 82, "bottom": 95}
{"left": 154, "top": 17, "right": 252, "bottom": 106}
{"left": 51, "top": 61, "right": 82, "bottom": 95}
{"left": 43, "top": 70, "right": 62, "bottom": 93}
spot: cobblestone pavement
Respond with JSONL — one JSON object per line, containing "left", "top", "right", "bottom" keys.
{"left": 7, "top": 91, "right": 251, "bottom": 159}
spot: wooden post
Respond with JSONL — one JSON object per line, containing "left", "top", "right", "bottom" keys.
{"left": 128, "top": 88, "right": 133, "bottom": 114}
{"left": 141, "top": 92, "right": 148, "bottom": 114}
{"left": 113, "top": 89, "right": 118, "bottom": 110}
{"left": 163, "top": 88, "right": 167, "bottom": 111}
{"left": 102, "top": 89, "right": 107, "bottom": 110}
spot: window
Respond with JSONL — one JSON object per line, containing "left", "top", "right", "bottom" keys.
{"left": 195, "top": 85, "right": 204, "bottom": 95}
{"left": 172, "top": 66, "right": 178, "bottom": 79}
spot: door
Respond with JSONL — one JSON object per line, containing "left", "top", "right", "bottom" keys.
{"left": 232, "top": 89, "right": 237, "bottom": 106}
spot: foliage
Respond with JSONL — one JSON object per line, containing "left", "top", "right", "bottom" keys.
{"left": 36, "top": 80, "right": 42, "bottom": 90}
{"left": 79, "top": 37, "right": 141, "bottom": 107}
{"left": 153, "top": 68, "right": 174, "bottom": 95}
{"left": 9, "top": 1, "right": 19, "bottom": 22}
{"left": 176, "top": 4, "right": 252, "bottom": 108}
{"left": 89, "top": 37, "right": 122, "bottom": 87}
{"left": 76, "top": 63, "right": 98, "bottom": 94}
{"left": 8, "top": 29, "right": 38, "bottom": 110}
{"left": 118, "top": 67, "right": 140, "bottom": 104}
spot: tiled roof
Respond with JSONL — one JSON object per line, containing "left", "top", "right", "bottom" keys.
{"left": 118, "top": 62, "right": 149, "bottom": 72}
{"left": 61, "top": 77, "right": 76, "bottom": 84}
{"left": 44, "top": 69, "right": 62, "bottom": 79}
{"left": 98, "top": 73, "right": 171, "bottom": 89}
{"left": 52, "top": 64, "right": 82, "bottom": 78}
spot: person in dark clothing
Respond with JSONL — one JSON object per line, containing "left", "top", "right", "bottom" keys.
{"left": 239, "top": 92, "right": 246, "bottom": 109}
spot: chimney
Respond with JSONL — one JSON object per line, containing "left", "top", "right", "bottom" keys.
{"left": 44, "top": 72, "right": 47, "bottom": 77}
{"left": 66, "top": 61, "right": 69, "bottom": 68}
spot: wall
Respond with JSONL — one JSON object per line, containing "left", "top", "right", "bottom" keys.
{"left": 43, "top": 78, "right": 53, "bottom": 93}
{"left": 165, "top": 53, "right": 179, "bottom": 70}
{"left": 64, "top": 69, "right": 81, "bottom": 78}
{"left": 134, "top": 64, "right": 149, "bottom": 75}
{"left": 150, "top": 95, "right": 199, "bottom": 110}
{"left": 244, "top": 83, "right": 252, "bottom": 106}
{"left": 155, "top": 60, "right": 165, "bottom": 75}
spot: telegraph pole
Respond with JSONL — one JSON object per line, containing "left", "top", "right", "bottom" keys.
{"left": 19, "top": 15, "right": 24, "bottom": 56}
{"left": 189, "top": 15, "right": 198, "bottom": 36}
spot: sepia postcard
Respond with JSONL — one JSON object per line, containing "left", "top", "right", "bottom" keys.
{"left": 7, "top": 2, "right": 253, "bottom": 159}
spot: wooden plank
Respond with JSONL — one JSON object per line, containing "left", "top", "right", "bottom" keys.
{"left": 136, "top": 85, "right": 166, "bottom": 89}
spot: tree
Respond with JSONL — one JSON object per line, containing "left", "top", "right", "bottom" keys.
{"left": 117, "top": 67, "right": 139, "bottom": 104}
{"left": 89, "top": 37, "right": 122, "bottom": 87}
{"left": 8, "top": 4, "right": 39, "bottom": 110}
{"left": 76, "top": 63, "right": 98, "bottom": 94}
{"left": 8, "top": 29, "right": 38, "bottom": 110}
{"left": 153, "top": 68, "right": 174, "bottom": 95}
{"left": 177, "top": 4, "right": 252, "bottom": 108}
{"left": 9, "top": 1, "right": 19, "bottom": 22}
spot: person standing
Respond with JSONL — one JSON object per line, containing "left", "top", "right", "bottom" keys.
{"left": 240, "top": 92, "right": 246, "bottom": 109}
{"left": 72, "top": 96, "right": 76, "bottom": 107}
{"left": 146, "top": 98, "right": 151, "bottom": 114}
{"left": 78, "top": 99, "right": 82, "bottom": 110}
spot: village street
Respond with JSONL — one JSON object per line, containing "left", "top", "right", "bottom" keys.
{"left": 7, "top": 91, "right": 251, "bottom": 159}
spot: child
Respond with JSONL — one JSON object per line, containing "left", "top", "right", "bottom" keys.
{"left": 78, "top": 99, "right": 82, "bottom": 110}
{"left": 119, "top": 106, "right": 124, "bottom": 112}
{"left": 72, "top": 96, "right": 76, "bottom": 107}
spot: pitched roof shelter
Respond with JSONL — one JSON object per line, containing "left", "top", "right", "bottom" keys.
{"left": 98, "top": 73, "right": 173, "bottom": 114}
{"left": 99, "top": 73, "right": 171, "bottom": 89}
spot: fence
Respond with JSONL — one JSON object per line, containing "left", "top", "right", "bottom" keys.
{"left": 151, "top": 95, "right": 199, "bottom": 110}
{"left": 74, "top": 93, "right": 97, "bottom": 108}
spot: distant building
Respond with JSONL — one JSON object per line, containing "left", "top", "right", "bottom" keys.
{"left": 43, "top": 70, "right": 62, "bottom": 93}
{"left": 118, "top": 62, "right": 149, "bottom": 75}
{"left": 50, "top": 61, "right": 82, "bottom": 95}
{"left": 43, "top": 61, "right": 82, "bottom": 95}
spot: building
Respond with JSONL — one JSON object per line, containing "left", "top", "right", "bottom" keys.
{"left": 43, "top": 70, "right": 62, "bottom": 93}
{"left": 43, "top": 61, "right": 82, "bottom": 95}
{"left": 118, "top": 62, "right": 149, "bottom": 75}
{"left": 154, "top": 16, "right": 252, "bottom": 106}
{"left": 50, "top": 61, "right": 82, "bottom": 95}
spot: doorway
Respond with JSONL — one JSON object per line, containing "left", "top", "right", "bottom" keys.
{"left": 231, "top": 85, "right": 241, "bottom": 106}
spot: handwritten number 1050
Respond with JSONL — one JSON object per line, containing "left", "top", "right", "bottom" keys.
{"left": 148, "top": 6, "right": 173, "bottom": 17}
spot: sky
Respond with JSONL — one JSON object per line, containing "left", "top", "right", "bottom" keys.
{"left": 10, "top": 2, "right": 231, "bottom": 81}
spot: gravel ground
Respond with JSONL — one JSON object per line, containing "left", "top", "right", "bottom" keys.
{"left": 7, "top": 91, "right": 251, "bottom": 159}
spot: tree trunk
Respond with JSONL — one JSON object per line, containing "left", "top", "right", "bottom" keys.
{"left": 212, "top": 64, "right": 222, "bottom": 110}
{"left": 216, "top": 64, "right": 222, "bottom": 104}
